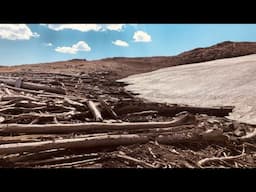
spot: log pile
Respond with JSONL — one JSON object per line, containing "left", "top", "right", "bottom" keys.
{"left": 0, "top": 72, "right": 255, "bottom": 168}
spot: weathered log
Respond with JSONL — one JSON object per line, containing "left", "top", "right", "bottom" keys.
{"left": 156, "top": 128, "right": 229, "bottom": 145}
{"left": 27, "top": 72, "right": 87, "bottom": 79}
{"left": 0, "top": 113, "right": 195, "bottom": 134}
{"left": 178, "top": 106, "right": 234, "bottom": 117}
{"left": 1, "top": 84, "right": 44, "bottom": 94}
{"left": 87, "top": 100, "right": 103, "bottom": 122}
{"left": 0, "top": 106, "right": 47, "bottom": 114}
{"left": 38, "top": 94, "right": 85, "bottom": 101}
{"left": 0, "top": 134, "right": 55, "bottom": 144}
{"left": 0, "top": 134, "right": 149, "bottom": 155}
{"left": 126, "top": 110, "right": 158, "bottom": 116}
{"left": 3, "top": 111, "right": 80, "bottom": 124}
{"left": 128, "top": 125, "right": 195, "bottom": 135}
{"left": 156, "top": 134, "right": 201, "bottom": 145}
{"left": 15, "top": 153, "right": 99, "bottom": 166}
{"left": 8, "top": 148, "right": 67, "bottom": 163}
{"left": 0, "top": 78, "right": 66, "bottom": 95}
{"left": 0, "top": 95, "right": 38, "bottom": 102}
{"left": 44, "top": 157, "right": 101, "bottom": 168}
{"left": 64, "top": 97, "right": 85, "bottom": 107}
{"left": 116, "top": 104, "right": 234, "bottom": 117}
{"left": 14, "top": 101, "right": 46, "bottom": 108}
{"left": 1, "top": 134, "right": 61, "bottom": 141}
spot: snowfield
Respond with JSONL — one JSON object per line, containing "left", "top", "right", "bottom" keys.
{"left": 119, "top": 54, "right": 256, "bottom": 125}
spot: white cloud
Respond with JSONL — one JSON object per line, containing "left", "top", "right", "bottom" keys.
{"left": 44, "top": 42, "right": 53, "bottom": 47}
{"left": 42, "top": 24, "right": 126, "bottom": 32}
{"left": 133, "top": 30, "right": 151, "bottom": 42}
{"left": 55, "top": 41, "right": 91, "bottom": 54}
{"left": 112, "top": 40, "right": 129, "bottom": 47}
{"left": 55, "top": 47, "right": 77, "bottom": 54}
{"left": 45, "top": 24, "right": 102, "bottom": 32}
{"left": 0, "top": 24, "right": 39, "bottom": 40}
{"left": 105, "top": 24, "right": 125, "bottom": 31}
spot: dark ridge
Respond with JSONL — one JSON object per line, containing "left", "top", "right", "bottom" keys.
{"left": 68, "top": 59, "right": 87, "bottom": 62}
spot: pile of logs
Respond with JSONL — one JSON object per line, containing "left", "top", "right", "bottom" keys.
{"left": 0, "top": 73, "right": 254, "bottom": 168}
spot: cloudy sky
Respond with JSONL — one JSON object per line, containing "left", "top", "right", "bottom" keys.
{"left": 1, "top": 24, "right": 256, "bottom": 65}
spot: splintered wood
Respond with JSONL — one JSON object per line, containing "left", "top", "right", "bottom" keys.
{"left": 0, "top": 72, "right": 255, "bottom": 168}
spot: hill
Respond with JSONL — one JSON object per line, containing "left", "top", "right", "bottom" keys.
{"left": 1, "top": 41, "right": 256, "bottom": 79}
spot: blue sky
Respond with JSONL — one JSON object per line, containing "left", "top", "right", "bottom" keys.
{"left": 1, "top": 24, "right": 256, "bottom": 65}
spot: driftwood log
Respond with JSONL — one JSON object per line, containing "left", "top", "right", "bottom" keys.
{"left": 0, "top": 113, "right": 195, "bottom": 134}
{"left": 116, "top": 105, "right": 234, "bottom": 117}
{"left": 0, "top": 95, "right": 38, "bottom": 102}
{"left": 0, "top": 78, "right": 66, "bottom": 95}
{"left": 0, "top": 84, "right": 44, "bottom": 94}
{"left": 0, "top": 134, "right": 149, "bottom": 155}
{"left": 15, "top": 153, "right": 100, "bottom": 167}
{"left": 87, "top": 100, "right": 103, "bottom": 122}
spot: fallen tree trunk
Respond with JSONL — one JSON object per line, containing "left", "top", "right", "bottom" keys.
{"left": 64, "top": 97, "right": 85, "bottom": 107}
{"left": 14, "top": 101, "right": 46, "bottom": 108}
{"left": 0, "top": 136, "right": 41, "bottom": 144}
{"left": 126, "top": 110, "right": 158, "bottom": 116}
{"left": 45, "top": 157, "right": 101, "bottom": 168}
{"left": 0, "top": 134, "right": 149, "bottom": 155}
{"left": 0, "top": 95, "right": 38, "bottom": 102}
{"left": 15, "top": 153, "right": 99, "bottom": 166}
{"left": 156, "top": 129, "right": 229, "bottom": 145}
{"left": 8, "top": 148, "right": 67, "bottom": 163}
{"left": 0, "top": 79, "right": 66, "bottom": 95}
{"left": 3, "top": 111, "right": 81, "bottom": 123}
{"left": 1, "top": 84, "right": 44, "bottom": 94}
{"left": 0, "top": 113, "right": 195, "bottom": 134}
{"left": 156, "top": 134, "right": 201, "bottom": 144}
{"left": 178, "top": 106, "right": 234, "bottom": 117}
{"left": 116, "top": 104, "right": 234, "bottom": 117}
{"left": 87, "top": 100, "right": 103, "bottom": 122}
{"left": 0, "top": 106, "right": 47, "bottom": 114}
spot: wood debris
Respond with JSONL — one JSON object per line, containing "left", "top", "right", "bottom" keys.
{"left": 0, "top": 71, "right": 255, "bottom": 168}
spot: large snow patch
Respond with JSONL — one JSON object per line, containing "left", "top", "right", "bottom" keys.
{"left": 119, "top": 54, "right": 256, "bottom": 124}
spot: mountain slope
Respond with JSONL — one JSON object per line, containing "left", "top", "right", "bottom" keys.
{"left": 1, "top": 41, "right": 256, "bottom": 79}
